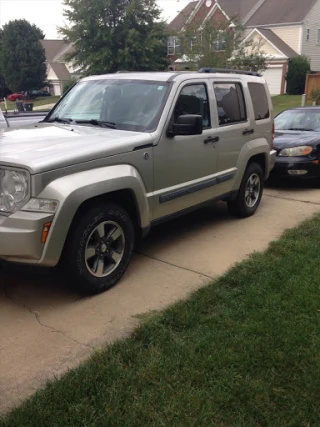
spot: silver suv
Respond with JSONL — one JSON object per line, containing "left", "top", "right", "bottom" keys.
{"left": 0, "top": 70, "right": 276, "bottom": 294}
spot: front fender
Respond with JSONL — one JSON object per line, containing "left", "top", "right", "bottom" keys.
{"left": 38, "top": 165, "right": 149, "bottom": 266}
{"left": 232, "top": 138, "right": 271, "bottom": 190}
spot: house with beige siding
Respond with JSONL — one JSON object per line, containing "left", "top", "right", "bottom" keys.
{"left": 40, "top": 40, "right": 80, "bottom": 96}
{"left": 168, "top": 0, "right": 320, "bottom": 95}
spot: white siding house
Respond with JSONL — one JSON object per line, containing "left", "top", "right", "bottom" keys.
{"left": 302, "top": 0, "right": 320, "bottom": 70}
{"left": 40, "top": 40, "right": 80, "bottom": 96}
{"left": 271, "top": 25, "right": 303, "bottom": 54}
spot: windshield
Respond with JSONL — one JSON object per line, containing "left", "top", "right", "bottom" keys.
{"left": 275, "top": 109, "right": 320, "bottom": 132}
{"left": 47, "top": 79, "right": 170, "bottom": 132}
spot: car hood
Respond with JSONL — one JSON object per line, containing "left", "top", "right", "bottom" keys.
{"left": 274, "top": 130, "right": 320, "bottom": 151}
{"left": 0, "top": 123, "right": 154, "bottom": 173}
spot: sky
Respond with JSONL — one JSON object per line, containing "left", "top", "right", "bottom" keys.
{"left": 0, "top": 0, "right": 192, "bottom": 39}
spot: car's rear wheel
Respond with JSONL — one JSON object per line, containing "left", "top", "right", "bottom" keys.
{"left": 63, "top": 203, "right": 135, "bottom": 295}
{"left": 228, "top": 162, "right": 264, "bottom": 218}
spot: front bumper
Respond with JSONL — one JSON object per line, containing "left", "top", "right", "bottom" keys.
{"left": 0, "top": 211, "right": 54, "bottom": 263}
{"left": 270, "top": 156, "right": 320, "bottom": 179}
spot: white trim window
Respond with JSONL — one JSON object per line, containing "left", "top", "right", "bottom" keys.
{"left": 212, "top": 31, "right": 227, "bottom": 52}
{"left": 306, "top": 28, "right": 310, "bottom": 41}
{"left": 190, "top": 33, "right": 202, "bottom": 51}
{"left": 168, "top": 37, "right": 180, "bottom": 55}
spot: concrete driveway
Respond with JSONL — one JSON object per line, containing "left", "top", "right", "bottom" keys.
{"left": 1, "top": 183, "right": 320, "bottom": 413}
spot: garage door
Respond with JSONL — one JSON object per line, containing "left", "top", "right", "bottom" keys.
{"left": 53, "top": 83, "right": 62, "bottom": 96}
{"left": 262, "top": 67, "right": 283, "bottom": 95}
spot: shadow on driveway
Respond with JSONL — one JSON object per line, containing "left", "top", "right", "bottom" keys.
{"left": 0, "top": 202, "right": 231, "bottom": 306}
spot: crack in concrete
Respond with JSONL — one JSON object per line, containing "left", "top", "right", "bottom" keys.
{"left": 3, "top": 283, "right": 94, "bottom": 351}
{"left": 137, "top": 252, "right": 215, "bottom": 280}
{"left": 265, "top": 194, "right": 320, "bottom": 206}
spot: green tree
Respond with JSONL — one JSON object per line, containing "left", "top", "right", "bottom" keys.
{"left": 172, "top": 16, "right": 266, "bottom": 73}
{"left": 63, "top": 78, "right": 77, "bottom": 93}
{"left": 0, "top": 20, "right": 46, "bottom": 92}
{"left": 286, "top": 56, "right": 310, "bottom": 95}
{"left": 229, "top": 34, "right": 267, "bottom": 73}
{"left": 59, "top": 0, "right": 168, "bottom": 75}
{"left": 0, "top": 29, "right": 7, "bottom": 98}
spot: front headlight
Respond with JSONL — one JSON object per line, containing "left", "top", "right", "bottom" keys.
{"left": 279, "top": 146, "right": 313, "bottom": 157}
{"left": 0, "top": 169, "right": 30, "bottom": 214}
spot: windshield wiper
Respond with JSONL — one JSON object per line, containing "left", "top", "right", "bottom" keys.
{"left": 75, "top": 119, "right": 116, "bottom": 129}
{"left": 47, "top": 117, "right": 73, "bottom": 124}
{"left": 286, "top": 128, "right": 315, "bottom": 132}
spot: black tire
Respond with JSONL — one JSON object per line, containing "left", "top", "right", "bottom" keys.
{"left": 227, "top": 162, "right": 264, "bottom": 218}
{"left": 63, "top": 202, "right": 135, "bottom": 295}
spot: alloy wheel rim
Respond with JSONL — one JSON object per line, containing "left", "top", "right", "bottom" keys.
{"left": 245, "top": 173, "right": 261, "bottom": 208}
{"left": 85, "top": 221, "right": 125, "bottom": 278}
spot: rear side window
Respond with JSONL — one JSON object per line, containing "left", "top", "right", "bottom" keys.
{"left": 248, "top": 83, "right": 270, "bottom": 121}
{"left": 213, "top": 83, "right": 247, "bottom": 126}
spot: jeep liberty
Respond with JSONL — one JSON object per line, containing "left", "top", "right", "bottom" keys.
{"left": 0, "top": 70, "right": 276, "bottom": 294}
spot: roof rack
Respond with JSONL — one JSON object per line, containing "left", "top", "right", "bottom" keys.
{"left": 198, "top": 68, "right": 262, "bottom": 77}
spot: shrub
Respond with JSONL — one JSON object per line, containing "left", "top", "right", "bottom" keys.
{"left": 286, "top": 56, "right": 311, "bottom": 95}
{"left": 310, "top": 88, "right": 320, "bottom": 105}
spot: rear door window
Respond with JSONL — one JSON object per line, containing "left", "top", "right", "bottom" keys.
{"left": 213, "top": 83, "right": 247, "bottom": 126}
{"left": 248, "top": 83, "right": 270, "bottom": 121}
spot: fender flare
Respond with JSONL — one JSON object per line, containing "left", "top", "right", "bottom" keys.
{"left": 38, "top": 164, "right": 150, "bottom": 266}
{"left": 232, "top": 138, "right": 271, "bottom": 191}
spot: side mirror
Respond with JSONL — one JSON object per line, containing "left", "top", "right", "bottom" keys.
{"left": 168, "top": 114, "right": 203, "bottom": 137}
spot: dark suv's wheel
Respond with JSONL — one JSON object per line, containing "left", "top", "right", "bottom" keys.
{"left": 227, "top": 162, "right": 264, "bottom": 218}
{"left": 63, "top": 203, "right": 135, "bottom": 295}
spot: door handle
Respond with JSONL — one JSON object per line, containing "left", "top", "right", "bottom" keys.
{"left": 243, "top": 128, "right": 254, "bottom": 135}
{"left": 204, "top": 136, "right": 220, "bottom": 144}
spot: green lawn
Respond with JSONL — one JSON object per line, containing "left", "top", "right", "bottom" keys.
{"left": 272, "top": 94, "right": 311, "bottom": 116}
{"left": 1, "top": 215, "right": 320, "bottom": 427}
{"left": 0, "top": 96, "right": 60, "bottom": 112}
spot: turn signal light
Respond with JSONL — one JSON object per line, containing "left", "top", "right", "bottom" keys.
{"left": 41, "top": 222, "right": 52, "bottom": 244}
{"left": 301, "top": 146, "right": 313, "bottom": 155}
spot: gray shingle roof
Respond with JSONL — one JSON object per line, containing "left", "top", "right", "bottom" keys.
{"left": 167, "top": 0, "right": 258, "bottom": 31}
{"left": 246, "top": 0, "right": 317, "bottom": 26}
{"left": 258, "top": 28, "right": 298, "bottom": 57}
{"left": 167, "top": 1, "right": 198, "bottom": 32}
{"left": 40, "top": 40, "right": 70, "bottom": 61}
{"left": 167, "top": 0, "right": 318, "bottom": 31}
{"left": 218, "top": 0, "right": 258, "bottom": 21}
{"left": 49, "top": 62, "right": 71, "bottom": 81}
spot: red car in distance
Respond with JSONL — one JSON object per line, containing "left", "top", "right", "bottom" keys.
{"left": 7, "top": 93, "right": 23, "bottom": 102}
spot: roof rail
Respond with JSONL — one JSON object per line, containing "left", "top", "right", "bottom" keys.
{"left": 198, "top": 68, "right": 262, "bottom": 77}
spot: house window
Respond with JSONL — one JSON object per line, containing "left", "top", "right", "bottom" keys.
{"left": 189, "top": 33, "right": 202, "bottom": 51}
{"left": 306, "top": 28, "right": 310, "bottom": 41}
{"left": 212, "top": 31, "right": 227, "bottom": 52}
{"left": 317, "top": 29, "right": 320, "bottom": 44}
{"left": 168, "top": 37, "right": 180, "bottom": 55}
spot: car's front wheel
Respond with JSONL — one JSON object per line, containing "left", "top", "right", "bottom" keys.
{"left": 227, "top": 162, "right": 264, "bottom": 218}
{"left": 63, "top": 203, "right": 135, "bottom": 295}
